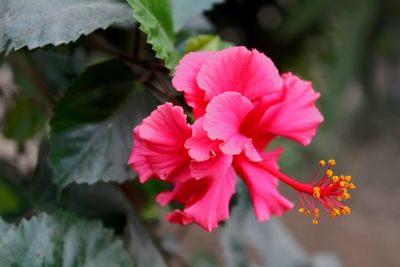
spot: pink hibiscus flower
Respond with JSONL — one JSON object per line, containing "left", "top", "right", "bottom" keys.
{"left": 129, "top": 46, "right": 355, "bottom": 231}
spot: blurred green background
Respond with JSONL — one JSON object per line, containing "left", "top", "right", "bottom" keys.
{"left": 1, "top": 0, "right": 399, "bottom": 266}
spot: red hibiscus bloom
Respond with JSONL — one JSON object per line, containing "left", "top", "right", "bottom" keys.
{"left": 129, "top": 47, "right": 354, "bottom": 231}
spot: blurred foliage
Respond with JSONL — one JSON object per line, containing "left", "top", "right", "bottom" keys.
{"left": 0, "top": 160, "right": 31, "bottom": 222}
{"left": 2, "top": 96, "right": 46, "bottom": 143}
{"left": 208, "top": 0, "right": 400, "bottom": 129}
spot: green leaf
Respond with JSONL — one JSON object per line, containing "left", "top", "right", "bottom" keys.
{"left": 49, "top": 60, "right": 158, "bottom": 187}
{"left": 126, "top": 0, "right": 224, "bottom": 70}
{"left": 185, "top": 34, "right": 232, "bottom": 53}
{"left": 0, "top": 211, "right": 134, "bottom": 267}
{"left": 32, "top": 141, "right": 168, "bottom": 266}
{"left": 32, "top": 144, "right": 167, "bottom": 267}
{"left": 171, "top": 0, "right": 224, "bottom": 32}
{"left": 32, "top": 142, "right": 128, "bottom": 232}
{"left": 127, "top": 0, "right": 179, "bottom": 70}
{"left": 0, "top": 0, "right": 134, "bottom": 54}
{"left": 2, "top": 97, "right": 47, "bottom": 143}
{"left": 32, "top": 49, "right": 84, "bottom": 94}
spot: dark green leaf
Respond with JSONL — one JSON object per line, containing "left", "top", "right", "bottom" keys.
{"left": 0, "top": 0, "right": 134, "bottom": 54}
{"left": 33, "top": 143, "right": 167, "bottom": 266}
{"left": 0, "top": 211, "right": 134, "bottom": 267}
{"left": 33, "top": 144, "right": 127, "bottom": 232}
{"left": 49, "top": 60, "right": 158, "bottom": 187}
{"left": 32, "top": 49, "right": 85, "bottom": 94}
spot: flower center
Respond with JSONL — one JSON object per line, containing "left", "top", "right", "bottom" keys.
{"left": 263, "top": 159, "right": 355, "bottom": 224}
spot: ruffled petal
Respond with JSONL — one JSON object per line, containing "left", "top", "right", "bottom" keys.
{"left": 128, "top": 127, "right": 154, "bottom": 183}
{"left": 258, "top": 73, "right": 323, "bottom": 146}
{"left": 238, "top": 87, "right": 288, "bottom": 150}
{"left": 138, "top": 103, "right": 192, "bottom": 182}
{"left": 185, "top": 118, "right": 220, "bottom": 162}
{"left": 190, "top": 152, "right": 233, "bottom": 179}
{"left": 233, "top": 153, "right": 293, "bottom": 221}
{"left": 161, "top": 168, "right": 236, "bottom": 231}
{"left": 185, "top": 118, "right": 234, "bottom": 179}
{"left": 203, "top": 92, "right": 261, "bottom": 161}
{"left": 172, "top": 51, "right": 214, "bottom": 118}
{"left": 197, "top": 46, "right": 282, "bottom": 102}
{"left": 156, "top": 179, "right": 201, "bottom": 206}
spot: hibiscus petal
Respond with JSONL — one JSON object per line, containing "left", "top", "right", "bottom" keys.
{"left": 204, "top": 92, "right": 261, "bottom": 161}
{"left": 185, "top": 118, "right": 219, "bottom": 162}
{"left": 128, "top": 127, "right": 154, "bottom": 183}
{"left": 138, "top": 103, "right": 192, "bottom": 182}
{"left": 197, "top": 46, "right": 282, "bottom": 102}
{"left": 234, "top": 154, "right": 293, "bottom": 221}
{"left": 156, "top": 179, "right": 202, "bottom": 206}
{"left": 190, "top": 152, "right": 233, "bottom": 179}
{"left": 161, "top": 168, "right": 236, "bottom": 232}
{"left": 172, "top": 51, "right": 214, "bottom": 118}
{"left": 237, "top": 86, "right": 287, "bottom": 151}
{"left": 165, "top": 210, "right": 194, "bottom": 226}
{"left": 259, "top": 73, "right": 324, "bottom": 146}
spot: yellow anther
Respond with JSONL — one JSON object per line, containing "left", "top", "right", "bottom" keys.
{"left": 336, "top": 196, "right": 342, "bottom": 201}
{"left": 306, "top": 210, "right": 311, "bottom": 216}
{"left": 341, "top": 206, "right": 351, "bottom": 215}
{"left": 344, "top": 175, "right": 352, "bottom": 182}
{"left": 312, "top": 219, "right": 319, "bottom": 225}
{"left": 328, "top": 159, "right": 336, "bottom": 166}
{"left": 340, "top": 181, "right": 349, "bottom": 188}
{"left": 325, "top": 169, "right": 333, "bottom": 177}
{"left": 349, "top": 183, "right": 356, "bottom": 189}
{"left": 343, "top": 192, "right": 351, "bottom": 200}
{"left": 319, "top": 160, "right": 326, "bottom": 166}
{"left": 332, "top": 175, "right": 339, "bottom": 183}
{"left": 313, "top": 187, "right": 320, "bottom": 192}
{"left": 298, "top": 208, "right": 305, "bottom": 214}
{"left": 313, "top": 187, "right": 321, "bottom": 198}
{"left": 314, "top": 208, "right": 320, "bottom": 217}
{"left": 330, "top": 208, "right": 340, "bottom": 217}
